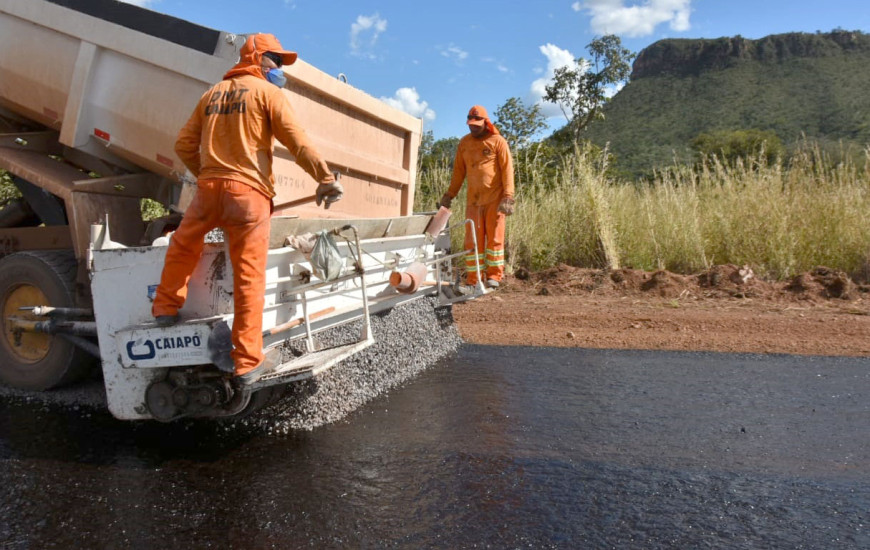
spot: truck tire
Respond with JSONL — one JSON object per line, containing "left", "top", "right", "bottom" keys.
{"left": 0, "top": 251, "right": 95, "bottom": 390}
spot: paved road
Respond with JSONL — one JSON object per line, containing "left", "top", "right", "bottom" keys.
{"left": 1, "top": 346, "right": 868, "bottom": 548}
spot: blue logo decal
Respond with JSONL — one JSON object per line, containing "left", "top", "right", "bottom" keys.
{"left": 127, "top": 339, "right": 156, "bottom": 360}
{"left": 125, "top": 334, "right": 203, "bottom": 361}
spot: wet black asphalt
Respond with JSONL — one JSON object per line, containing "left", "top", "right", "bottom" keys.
{"left": 1, "top": 345, "right": 868, "bottom": 549}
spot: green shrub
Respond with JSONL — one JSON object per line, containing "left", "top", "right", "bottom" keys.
{"left": 140, "top": 198, "right": 168, "bottom": 221}
{"left": 691, "top": 128, "right": 785, "bottom": 166}
{"left": 0, "top": 169, "right": 20, "bottom": 205}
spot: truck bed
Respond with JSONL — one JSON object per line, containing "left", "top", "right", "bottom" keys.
{"left": 0, "top": 0, "right": 422, "bottom": 221}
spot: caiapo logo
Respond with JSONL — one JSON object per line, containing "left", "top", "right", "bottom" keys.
{"left": 126, "top": 334, "right": 203, "bottom": 360}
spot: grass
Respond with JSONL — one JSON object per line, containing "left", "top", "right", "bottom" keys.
{"left": 416, "top": 143, "right": 870, "bottom": 282}
{"left": 5, "top": 142, "right": 869, "bottom": 283}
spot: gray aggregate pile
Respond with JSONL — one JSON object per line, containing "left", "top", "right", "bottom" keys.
{"left": 232, "top": 296, "right": 461, "bottom": 432}
{"left": 0, "top": 297, "right": 461, "bottom": 431}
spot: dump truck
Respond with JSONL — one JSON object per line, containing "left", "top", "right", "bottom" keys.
{"left": 0, "top": 0, "right": 484, "bottom": 421}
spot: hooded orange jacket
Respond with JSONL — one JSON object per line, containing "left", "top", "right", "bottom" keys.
{"left": 174, "top": 39, "right": 334, "bottom": 198}
{"left": 446, "top": 131, "right": 514, "bottom": 207}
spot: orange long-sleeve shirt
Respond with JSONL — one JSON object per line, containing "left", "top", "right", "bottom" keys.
{"left": 446, "top": 132, "right": 514, "bottom": 207}
{"left": 174, "top": 74, "right": 333, "bottom": 199}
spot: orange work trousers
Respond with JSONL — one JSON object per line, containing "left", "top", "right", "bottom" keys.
{"left": 463, "top": 200, "right": 506, "bottom": 285}
{"left": 152, "top": 178, "right": 271, "bottom": 375}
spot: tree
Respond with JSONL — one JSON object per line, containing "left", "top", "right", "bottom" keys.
{"left": 420, "top": 137, "right": 460, "bottom": 171}
{"left": 493, "top": 97, "right": 557, "bottom": 189}
{"left": 544, "top": 35, "right": 635, "bottom": 142}
{"left": 494, "top": 97, "right": 548, "bottom": 151}
{"left": 418, "top": 130, "right": 435, "bottom": 161}
{"left": 418, "top": 133, "right": 460, "bottom": 173}
{"left": 691, "top": 129, "right": 784, "bottom": 166}
{"left": 416, "top": 136, "right": 462, "bottom": 207}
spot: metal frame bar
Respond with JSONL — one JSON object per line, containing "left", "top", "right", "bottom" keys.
{"left": 429, "top": 217, "right": 487, "bottom": 305}
{"left": 276, "top": 225, "right": 374, "bottom": 353}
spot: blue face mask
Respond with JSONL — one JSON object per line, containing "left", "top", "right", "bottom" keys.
{"left": 265, "top": 68, "right": 286, "bottom": 88}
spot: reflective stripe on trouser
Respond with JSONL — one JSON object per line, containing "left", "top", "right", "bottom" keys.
{"left": 463, "top": 200, "right": 506, "bottom": 285}
{"left": 151, "top": 178, "right": 272, "bottom": 375}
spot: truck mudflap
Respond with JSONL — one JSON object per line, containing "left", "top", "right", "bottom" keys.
{"left": 89, "top": 214, "right": 479, "bottom": 421}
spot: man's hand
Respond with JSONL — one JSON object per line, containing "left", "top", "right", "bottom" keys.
{"left": 498, "top": 196, "right": 515, "bottom": 215}
{"left": 439, "top": 193, "right": 453, "bottom": 209}
{"left": 316, "top": 172, "right": 344, "bottom": 209}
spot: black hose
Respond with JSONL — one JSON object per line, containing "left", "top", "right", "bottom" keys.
{"left": 58, "top": 333, "right": 101, "bottom": 358}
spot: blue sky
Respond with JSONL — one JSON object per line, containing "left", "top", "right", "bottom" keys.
{"left": 122, "top": 0, "right": 870, "bottom": 140}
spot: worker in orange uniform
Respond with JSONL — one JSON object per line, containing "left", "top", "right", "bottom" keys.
{"left": 440, "top": 105, "right": 515, "bottom": 290}
{"left": 151, "top": 33, "right": 343, "bottom": 386}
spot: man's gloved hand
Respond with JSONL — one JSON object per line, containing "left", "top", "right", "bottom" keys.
{"left": 438, "top": 193, "right": 453, "bottom": 209}
{"left": 498, "top": 196, "right": 515, "bottom": 215}
{"left": 316, "top": 172, "right": 344, "bottom": 209}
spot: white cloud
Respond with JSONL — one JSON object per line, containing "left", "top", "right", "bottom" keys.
{"left": 350, "top": 13, "right": 387, "bottom": 58}
{"left": 440, "top": 44, "right": 468, "bottom": 63}
{"left": 380, "top": 87, "right": 436, "bottom": 123}
{"left": 605, "top": 81, "right": 626, "bottom": 98}
{"left": 482, "top": 57, "right": 510, "bottom": 73}
{"left": 528, "top": 43, "right": 577, "bottom": 118}
{"left": 573, "top": 0, "right": 692, "bottom": 37}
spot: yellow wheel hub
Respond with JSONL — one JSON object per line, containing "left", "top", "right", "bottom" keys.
{"left": 2, "top": 284, "right": 51, "bottom": 363}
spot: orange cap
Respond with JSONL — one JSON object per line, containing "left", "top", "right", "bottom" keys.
{"left": 248, "top": 33, "right": 297, "bottom": 66}
{"left": 466, "top": 105, "right": 488, "bottom": 127}
{"left": 466, "top": 105, "right": 499, "bottom": 135}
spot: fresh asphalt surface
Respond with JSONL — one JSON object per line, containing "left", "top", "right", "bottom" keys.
{"left": 1, "top": 345, "right": 868, "bottom": 548}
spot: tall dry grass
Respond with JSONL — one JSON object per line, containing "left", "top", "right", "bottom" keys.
{"left": 416, "top": 143, "right": 870, "bottom": 281}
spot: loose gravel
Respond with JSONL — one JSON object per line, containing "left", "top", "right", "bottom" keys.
{"left": 235, "top": 296, "right": 461, "bottom": 432}
{"left": 0, "top": 296, "right": 461, "bottom": 431}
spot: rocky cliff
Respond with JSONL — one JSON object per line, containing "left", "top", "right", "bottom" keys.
{"left": 631, "top": 31, "right": 870, "bottom": 79}
{"left": 581, "top": 30, "right": 870, "bottom": 176}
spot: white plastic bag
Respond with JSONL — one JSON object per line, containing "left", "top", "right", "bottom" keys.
{"left": 310, "top": 230, "right": 343, "bottom": 281}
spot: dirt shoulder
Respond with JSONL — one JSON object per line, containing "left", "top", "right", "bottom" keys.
{"left": 451, "top": 264, "right": 870, "bottom": 357}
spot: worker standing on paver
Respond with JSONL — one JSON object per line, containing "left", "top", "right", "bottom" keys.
{"left": 151, "top": 33, "right": 343, "bottom": 386}
{"left": 440, "top": 105, "right": 515, "bottom": 290}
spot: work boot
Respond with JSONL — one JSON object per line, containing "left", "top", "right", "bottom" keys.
{"left": 485, "top": 279, "right": 500, "bottom": 289}
{"left": 234, "top": 364, "right": 268, "bottom": 386}
{"left": 233, "top": 356, "right": 279, "bottom": 386}
{"left": 154, "top": 314, "right": 179, "bottom": 327}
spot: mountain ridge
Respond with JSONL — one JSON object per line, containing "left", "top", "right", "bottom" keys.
{"left": 582, "top": 30, "right": 870, "bottom": 176}
{"left": 632, "top": 30, "right": 870, "bottom": 78}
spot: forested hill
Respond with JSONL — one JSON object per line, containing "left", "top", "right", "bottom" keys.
{"left": 581, "top": 30, "right": 870, "bottom": 176}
